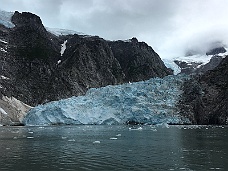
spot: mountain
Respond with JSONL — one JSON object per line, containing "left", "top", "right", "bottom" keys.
{"left": 172, "top": 46, "right": 227, "bottom": 75}
{"left": 0, "top": 11, "right": 171, "bottom": 125}
{"left": 2, "top": 10, "right": 227, "bottom": 126}
{"left": 178, "top": 56, "right": 228, "bottom": 124}
{"left": 0, "top": 11, "right": 171, "bottom": 105}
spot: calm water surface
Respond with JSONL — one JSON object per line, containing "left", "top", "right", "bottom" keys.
{"left": 0, "top": 125, "right": 227, "bottom": 171}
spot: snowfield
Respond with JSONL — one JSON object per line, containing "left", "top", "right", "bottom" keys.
{"left": 162, "top": 49, "right": 228, "bottom": 74}
{"left": 45, "top": 27, "right": 84, "bottom": 36}
{"left": 23, "top": 75, "right": 191, "bottom": 126}
{"left": 0, "top": 10, "right": 15, "bottom": 28}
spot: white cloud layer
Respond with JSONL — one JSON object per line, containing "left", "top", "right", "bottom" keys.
{"left": 1, "top": 0, "right": 228, "bottom": 58}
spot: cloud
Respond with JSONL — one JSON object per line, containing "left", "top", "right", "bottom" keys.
{"left": 1, "top": 0, "right": 228, "bottom": 59}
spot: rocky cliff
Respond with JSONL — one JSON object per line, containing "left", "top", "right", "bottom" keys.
{"left": 178, "top": 56, "right": 228, "bottom": 124}
{"left": 0, "top": 11, "right": 171, "bottom": 108}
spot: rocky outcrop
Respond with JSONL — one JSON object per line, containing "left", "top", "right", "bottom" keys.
{"left": 108, "top": 38, "right": 172, "bottom": 82}
{"left": 0, "top": 11, "right": 171, "bottom": 108}
{"left": 195, "top": 55, "right": 223, "bottom": 74}
{"left": 174, "top": 60, "right": 202, "bottom": 75}
{"left": 206, "top": 46, "right": 226, "bottom": 56}
{"left": 179, "top": 56, "right": 228, "bottom": 124}
{"left": 0, "top": 95, "right": 32, "bottom": 126}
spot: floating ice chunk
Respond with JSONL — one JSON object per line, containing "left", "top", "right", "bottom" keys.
{"left": 129, "top": 127, "right": 143, "bottom": 131}
{"left": 27, "top": 137, "right": 34, "bottom": 139}
{"left": 110, "top": 137, "right": 118, "bottom": 140}
{"left": 68, "top": 139, "right": 75, "bottom": 142}
{"left": 93, "top": 141, "right": 101, "bottom": 144}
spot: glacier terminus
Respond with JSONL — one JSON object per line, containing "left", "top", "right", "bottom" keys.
{"left": 23, "top": 75, "right": 191, "bottom": 126}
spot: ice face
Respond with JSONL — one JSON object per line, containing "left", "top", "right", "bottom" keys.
{"left": 163, "top": 58, "right": 181, "bottom": 75}
{"left": 0, "top": 10, "right": 15, "bottom": 28}
{"left": 23, "top": 75, "right": 191, "bottom": 126}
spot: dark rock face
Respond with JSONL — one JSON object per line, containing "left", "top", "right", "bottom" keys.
{"left": 108, "top": 38, "right": 172, "bottom": 82}
{"left": 179, "top": 56, "right": 228, "bottom": 124}
{"left": 174, "top": 60, "right": 202, "bottom": 75}
{"left": 206, "top": 47, "right": 226, "bottom": 56}
{"left": 195, "top": 55, "right": 223, "bottom": 74}
{"left": 0, "top": 12, "right": 171, "bottom": 106}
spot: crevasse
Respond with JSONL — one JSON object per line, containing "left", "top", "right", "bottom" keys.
{"left": 23, "top": 75, "right": 190, "bottom": 126}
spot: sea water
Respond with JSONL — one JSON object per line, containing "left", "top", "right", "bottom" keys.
{"left": 0, "top": 125, "right": 227, "bottom": 171}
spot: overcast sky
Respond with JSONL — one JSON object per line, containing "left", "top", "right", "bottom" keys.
{"left": 1, "top": 0, "right": 228, "bottom": 58}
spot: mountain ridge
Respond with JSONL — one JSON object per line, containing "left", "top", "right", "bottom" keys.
{"left": 0, "top": 11, "right": 171, "bottom": 125}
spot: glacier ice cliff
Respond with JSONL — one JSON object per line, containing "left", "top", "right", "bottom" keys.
{"left": 23, "top": 75, "right": 191, "bottom": 126}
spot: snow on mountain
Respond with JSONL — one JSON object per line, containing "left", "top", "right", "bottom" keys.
{"left": 45, "top": 27, "right": 84, "bottom": 36}
{"left": 60, "top": 40, "right": 67, "bottom": 56}
{"left": 0, "top": 39, "right": 8, "bottom": 44}
{"left": 23, "top": 75, "right": 190, "bottom": 126}
{"left": 0, "top": 107, "right": 7, "bottom": 115}
{"left": 162, "top": 48, "right": 228, "bottom": 74}
{"left": 0, "top": 10, "right": 15, "bottom": 28}
{"left": 163, "top": 59, "right": 181, "bottom": 75}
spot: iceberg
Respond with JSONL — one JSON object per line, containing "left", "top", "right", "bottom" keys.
{"left": 23, "top": 75, "right": 190, "bottom": 126}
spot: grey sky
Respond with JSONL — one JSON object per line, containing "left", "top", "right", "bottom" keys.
{"left": 1, "top": 0, "right": 228, "bottom": 58}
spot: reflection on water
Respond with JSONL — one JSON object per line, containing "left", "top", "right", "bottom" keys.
{"left": 0, "top": 125, "right": 227, "bottom": 171}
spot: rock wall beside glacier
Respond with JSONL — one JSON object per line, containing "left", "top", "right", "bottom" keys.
{"left": 0, "top": 95, "right": 32, "bottom": 126}
{"left": 23, "top": 75, "right": 190, "bottom": 126}
{"left": 0, "top": 11, "right": 171, "bottom": 107}
{"left": 178, "top": 56, "right": 228, "bottom": 124}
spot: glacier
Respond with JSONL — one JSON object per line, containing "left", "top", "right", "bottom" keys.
{"left": 23, "top": 75, "right": 191, "bottom": 126}
{"left": 0, "top": 10, "right": 15, "bottom": 28}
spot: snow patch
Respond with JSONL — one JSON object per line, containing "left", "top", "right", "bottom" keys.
{"left": 219, "top": 48, "right": 228, "bottom": 57}
{"left": 0, "top": 39, "right": 8, "bottom": 44}
{"left": 163, "top": 58, "right": 181, "bottom": 75}
{"left": 0, "top": 48, "right": 7, "bottom": 53}
{"left": 57, "top": 60, "right": 61, "bottom": 64}
{"left": 0, "top": 10, "right": 15, "bottom": 28}
{"left": 123, "top": 39, "right": 132, "bottom": 43}
{"left": 0, "top": 75, "right": 9, "bottom": 80}
{"left": 60, "top": 40, "right": 67, "bottom": 56}
{"left": 175, "top": 54, "right": 212, "bottom": 65}
{"left": 46, "top": 27, "right": 84, "bottom": 36}
{"left": 0, "top": 108, "right": 7, "bottom": 115}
